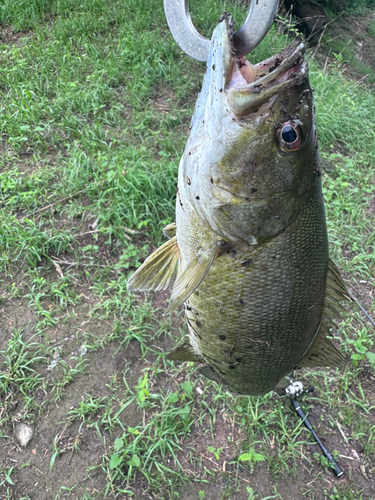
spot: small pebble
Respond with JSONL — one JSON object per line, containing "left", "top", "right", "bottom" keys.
{"left": 15, "top": 423, "right": 34, "bottom": 448}
{"left": 79, "top": 344, "right": 87, "bottom": 356}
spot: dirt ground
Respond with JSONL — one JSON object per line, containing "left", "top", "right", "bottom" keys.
{"left": 1, "top": 277, "right": 375, "bottom": 499}
{"left": 1, "top": 4, "right": 375, "bottom": 500}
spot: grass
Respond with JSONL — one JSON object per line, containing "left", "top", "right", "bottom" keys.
{"left": 317, "top": 7, "right": 375, "bottom": 85}
{"left": 0, "top": 0, "right": 374, "bottom": 499}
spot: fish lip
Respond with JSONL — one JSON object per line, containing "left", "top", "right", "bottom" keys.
{"left": 253, "top": 41, "right": 306, "bottom": 86}
{"left": 227, "top": 41, "right": 308, "bottom": 117}
{"left": 233, "top": 41, "right": 306, "bottom": 91}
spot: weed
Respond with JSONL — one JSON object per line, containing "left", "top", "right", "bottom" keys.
{"left": 0, "top": 0, "right": 374, "bottom": 498}
{"left": 0, "top": 329, "right": 46, "bottom": 421}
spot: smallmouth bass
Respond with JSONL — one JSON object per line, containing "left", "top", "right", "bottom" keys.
{"left": 128, "top": 15, "right": 350, "bottom": 396}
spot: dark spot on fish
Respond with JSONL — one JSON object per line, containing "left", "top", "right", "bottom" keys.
{"left": 195, "top": 195, "right": 200, "bottom": 200}
{"left": 268, "top": 57, "right": 281, "bottom": 72}
{"left": 239, "top": 299, "right": 245, "bottom": 305}
{"left": 235, "top": 357, "right": 242, "bottom": 363}
{"left": 186, "top": 305, "right": 192, "bottom": 311}
{"left": 186, "top": 176, "right": 191, "bottom": 185}
{"left": 229, "top": 365, "right": 236, "bottom": 370}
{"left": 248, "top": 345, "right": 253, "bottom": 349}
{"left": 271, "top": 255, "right": 276, "bottom": 259}
{"left": 185, "top": 284, "right": 188, "bottom": 290}
{"left": 196, "top": 321, "right": 202, "bottom": 328}
{"left": 245, "top": 197, "right": 250, "bottom": 201}
{"left": 241, "top": 260, "right": 252, "bottom": 267}
{"left": 195, "top": 291, "right": 199, "bottom": 297}
{"left": 177, "top": 189, "right": 184, "bottom": 211}
{"left": 188, "top": 152, "right": 191, "bottom": 155}
{"left": 219, "top": 88, "right": 223, "bottom": 93}
{"left": 251, "top": 188, "right": 258, "bottom": 193}
{"left": 275, "top": 215, "right": 280, "bottom": 219}
{"left": 212, "top": 64, "right": 215, "bottom": 71}
{"left": 210, "top": 178, "right": 214, "bottom": 183}
{"left": 217, "top": 241, "right": 231, "bottom": 257}
{"left": 219, "top": 335, "right": 226, "bottom": 341}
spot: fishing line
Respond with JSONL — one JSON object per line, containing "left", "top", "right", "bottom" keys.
{"left": 348, "top": 291, "right": 375, "bottom": 329}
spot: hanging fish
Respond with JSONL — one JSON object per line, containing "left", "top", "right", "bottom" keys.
{"left": 128, "top": 15, "right": 352, "bottom": 396}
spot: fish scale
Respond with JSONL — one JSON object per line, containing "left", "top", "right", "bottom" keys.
{"left": 184, "top": 192, "right": 328, "bottom": 395}
{"left": 128, "top": 16, "right": 350, "bottom": 396}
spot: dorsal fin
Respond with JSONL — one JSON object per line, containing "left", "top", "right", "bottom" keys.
{"left": 296, "top": 260, "right": 350, "bottom": 369}
{"left": 127, "top": 236, "right": 180, "bottom": 292}
{"left": 320, "top": 260, "right": 352, "bottom": 329}
{"left": 296, "top": 327, "right": 346, "bottom": 368}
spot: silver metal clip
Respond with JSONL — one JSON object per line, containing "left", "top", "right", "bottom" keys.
{"left": 163, "top": 0, "right": 279, "bottom": 61}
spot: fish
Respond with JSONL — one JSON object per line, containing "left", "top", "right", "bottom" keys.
{"left": 127, "top": 15, "right": 351, "bottom": 396}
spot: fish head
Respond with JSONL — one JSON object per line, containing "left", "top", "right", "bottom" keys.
{"left": 180, "top": 15, "right": 321, "bottom": 247}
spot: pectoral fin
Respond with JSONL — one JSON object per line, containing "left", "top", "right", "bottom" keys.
{"left": 127, "top": 236, "right": 180, "bottom": 292}
{"left": 166, "top": 338, "right": 200, "bottom": 362}
{"left": 164, "top": 244, "right": 222, "bottom": 315}
{"left": 162, "top": 222, "right": 176, "bottom": 239}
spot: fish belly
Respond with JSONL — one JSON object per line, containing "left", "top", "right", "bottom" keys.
{"left": 183, "top": 191, "right": 328, "bottom": 396}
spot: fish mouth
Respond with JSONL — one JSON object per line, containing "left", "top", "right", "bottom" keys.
{"left": 227, "top": 41, "right": 308, "bottom": 117}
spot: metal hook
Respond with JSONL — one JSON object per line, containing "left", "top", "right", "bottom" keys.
{"left": 163, "top": 0, "right": 279, "bottom": 62}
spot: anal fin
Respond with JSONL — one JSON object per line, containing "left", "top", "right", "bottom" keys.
{"left": 127, "top": 236, "right": 180, "bottom": 292}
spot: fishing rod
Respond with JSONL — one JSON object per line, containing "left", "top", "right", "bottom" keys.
{"left": 285, "top": 380, "right": 343, "bottom": 477}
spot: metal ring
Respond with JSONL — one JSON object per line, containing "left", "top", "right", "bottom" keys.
{"left": 163, "top": 0, "right": 279, "bottom": 62}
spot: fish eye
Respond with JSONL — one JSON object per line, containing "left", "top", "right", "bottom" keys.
{"left": 277, "top": 121, "right": 302, "bottom": 152}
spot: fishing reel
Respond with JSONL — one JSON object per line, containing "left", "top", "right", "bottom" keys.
{"left": 285, "top": 380, "right": 304, "bottom": 399}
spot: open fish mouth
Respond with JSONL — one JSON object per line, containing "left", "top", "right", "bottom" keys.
{"left": 228, "top": 41, "right": 308, "bottom": 117}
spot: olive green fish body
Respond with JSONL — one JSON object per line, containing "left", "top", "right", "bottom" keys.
{"left": 128, "top": 16, "right": 349, "bottom": 396}
{"left": 182, "top": 190, "right": 328, "bottom": 395}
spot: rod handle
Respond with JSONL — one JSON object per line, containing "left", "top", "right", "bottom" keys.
{"left": 290, "top": 399, "right": 343, "bottom": 477}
